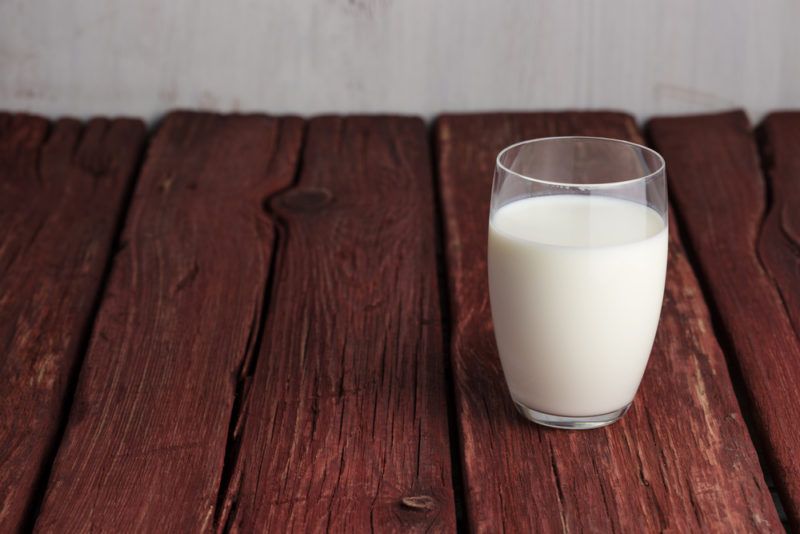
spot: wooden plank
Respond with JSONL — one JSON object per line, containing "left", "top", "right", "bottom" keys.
{"left": 437, "top": 112, "right": 781, "bottom": 532}
{"left": 0, "top": 114, "right": 145, "bottom": 532}
{"left": 220, "top": 117, "right": 455, "bottom": 532}
{"left": 33, "top": 112, "right": 303, "bottom": 532}
{"left": 759, "top": 112, "right": 800, "bottom": 335}
{"left": 649, "top": 111, "right": 800, "bottom": 528}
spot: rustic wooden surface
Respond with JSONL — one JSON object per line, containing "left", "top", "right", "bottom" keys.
{"left": 220, "top": 117, "right": 455, "bottom": 532}
{"left": 649, "top": 111, "right": 800, "bottom": 528}
{"left": 436, "top": 112, "right": 781, "bottom": 532}
{"left": 760, "top": 113, "right": 800, "bottom": 528}
{"left": 2, "top": 108, "right": 798, "bottom": 532}
{"left": 759, "top": 112, "right": 800, "bottom": 338}
{"left": 33, "top": 112, "right": 303, "bottom": 532}
{"left": 0, "top": 114, "right": 145, "bottom": 532}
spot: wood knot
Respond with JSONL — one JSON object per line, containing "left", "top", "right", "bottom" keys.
{"left": 273, "top": 188, "right": 333, "bottom": 212}
{"left": 400, "top": 495, "right": 436, "bottom": 511}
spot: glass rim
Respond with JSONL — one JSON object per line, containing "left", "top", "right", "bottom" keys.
{"left": 496, "top": 136, "right": 666, "bottom": 188}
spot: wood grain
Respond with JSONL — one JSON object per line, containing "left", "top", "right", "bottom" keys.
{"left": 759, "top": 112, "right": 800, "bottom": 335}
{"left": 0, "top": 114, "right": 145, "bottom": 532}
{"left": 221, "top": 117, "right": 455, "bottom": 532}
{"left": 437, "top": 112, "right": 780, "bottom": 532}
{"left": 649, "top": 111, "right": 800, "bottom": 529}
{"left": 33, "top": 112, "right": 303, "bottom": 532}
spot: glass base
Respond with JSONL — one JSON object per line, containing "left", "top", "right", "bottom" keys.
{"left": 513, "top": 400, "right": 631, "bottom": 430}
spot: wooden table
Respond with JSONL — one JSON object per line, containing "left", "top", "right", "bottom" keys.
{"left": 1, "top": 110, "right": 798, "bottom": 532}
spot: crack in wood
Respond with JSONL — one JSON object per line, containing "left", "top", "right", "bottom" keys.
{"left": 548, "top": 440, "right": 569, "bottom": 533}
{"left": 214, "top": 121, "right": 307, "bottom": 533}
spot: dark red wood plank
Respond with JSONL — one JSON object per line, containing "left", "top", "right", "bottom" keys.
{"left": 649, "top": 111, "right": 800, "bottom": 528}
{"left": 437, "top": 112, "right": 780, "bottom": 532}
{"left": 0, "top": 114, "right": 145, "bottom": 532}
{"left": 34, "top": 112, "right": 303, "bottom": 532}
{"left": 220, "top": 117, "right": 455, "bottom": 532}
{"left": 759, "top": 112, "right": 800, "bottom": 335}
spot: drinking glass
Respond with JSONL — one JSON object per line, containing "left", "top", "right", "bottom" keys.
{"left": 488, "top": 137, "right": 667, "bottom": 429}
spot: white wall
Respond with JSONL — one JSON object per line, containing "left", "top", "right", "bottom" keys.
{"left": 1, "top": 0, "right": 798, "bottom": 122}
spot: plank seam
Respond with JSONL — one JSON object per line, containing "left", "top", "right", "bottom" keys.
{"left": 431, "top": 123, "right": 469, "bottom": 534}
{"left": 21, "top": 124, "right": 149, "bottom": 532}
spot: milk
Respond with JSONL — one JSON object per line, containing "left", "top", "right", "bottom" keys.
{"left": 488, "top": 195, "right": 668, "bottom": 417}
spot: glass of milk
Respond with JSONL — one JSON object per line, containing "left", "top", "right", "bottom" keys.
{"left": 488, "top": 137, "right": 667, "bottom": 429}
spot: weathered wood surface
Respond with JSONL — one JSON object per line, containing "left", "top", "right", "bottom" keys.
{"left": 0, "top": 114, "right": 145, "bottom": 532}
{"left": 437, "top": 112, "right": 780, "bottom": 532}
{"left": 33, "top": 112, "right": 303, "bottom": 532}
{"left": 759, "top": 112, "right": 800, "bottom": 337}
{"left": 649, "top": 111, "right": 800, "bottom": 528}
{"left": 221, "top": 117, "right": 455, "bottom": 532}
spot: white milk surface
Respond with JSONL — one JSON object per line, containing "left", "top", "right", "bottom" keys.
{"left": 488, "top": 194, "right": 668, "bottom": 417}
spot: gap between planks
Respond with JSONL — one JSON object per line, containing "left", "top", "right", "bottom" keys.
{"left": 429, "top": 125, "right": 471, "bottom": 534}
{"left": 21, "top": 127, "right": 148, "bottom": 533}
{"left": 0, "top": 115, "right": 146, "bottom": 532}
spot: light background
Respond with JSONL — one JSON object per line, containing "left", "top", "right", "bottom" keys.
{"left": 1, "top": 0, "right": 798, "bottom": 122}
